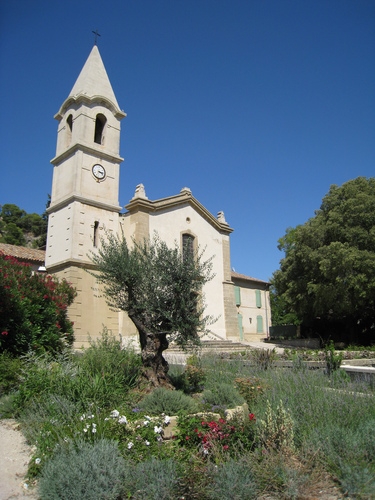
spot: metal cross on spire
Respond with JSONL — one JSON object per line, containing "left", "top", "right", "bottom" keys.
{"left": 92, "top": 29, "right": 101, "bottom": 45}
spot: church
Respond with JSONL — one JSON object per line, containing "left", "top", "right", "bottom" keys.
{"left": 44, "top": 45, "right": 271, "bottom": 348}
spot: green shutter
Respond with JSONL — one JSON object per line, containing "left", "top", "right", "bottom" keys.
{"left": 256, "top": 315, "right": 263, "bottom": 333}
{"left": 234, "top": 286, "right": 241, "bottom": 306}
{"left": 255, "top": 289, "right": 262, "bottom": 308}
{"left": 237, "top": 313, "right": 244, "bottom": 341}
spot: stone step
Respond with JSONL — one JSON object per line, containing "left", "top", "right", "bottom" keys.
{"left": 167, "top": 340, "right": 249, "bottom": 352}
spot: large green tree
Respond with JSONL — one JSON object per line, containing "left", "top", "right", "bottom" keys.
{"left": 90, "top": 234, "right": 214, "bottom": 388}
{"left": 272, "top": 177, "right": 375, "bottom": 344}
{"left": 0, "top": 202, "right": 49, "bottom": 248}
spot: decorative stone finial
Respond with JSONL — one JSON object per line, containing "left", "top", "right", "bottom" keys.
{"left": 133, "top": 183, "right": 148, "bottom": 199}
{"left": 217, "top": 211, "right": 227, "bottom": 223}
{"left": 180, "top": 187, "right": 192, "bottom": 194}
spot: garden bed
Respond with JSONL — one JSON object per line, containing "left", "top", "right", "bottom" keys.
{"left": 0, "top": 337, "right": 374, "bottom": 499}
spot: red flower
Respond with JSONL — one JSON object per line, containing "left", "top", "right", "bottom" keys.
{"left": 185, "top": 436, "right": 190, "bottom": 440}
{"left": 249, "top": 413, "right": 256, "bottom": 421}
{"left": 1, "top": 331, "right": 9, "bottom": 336}
{"left": 223, "top": 445, "right": 229, "bottom": 451}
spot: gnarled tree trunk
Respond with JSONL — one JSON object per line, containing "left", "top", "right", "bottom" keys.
{"left": 129, "top": 312, "right": 174, "bottom": 389}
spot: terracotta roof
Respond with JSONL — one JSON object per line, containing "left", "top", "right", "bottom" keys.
{"left": 231, "top": 271, "right": 270, "bottom": 285}
{"left": 0, "top": 243, "right": 45, "bottom": 263}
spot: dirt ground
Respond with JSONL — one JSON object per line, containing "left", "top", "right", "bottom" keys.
{"left": 0, "top": 419, "right": 38, "bottom": 500}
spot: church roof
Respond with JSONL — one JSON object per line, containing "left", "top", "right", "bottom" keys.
{"left": 68, "top": 45, "right": 121, "bottom": 110}
{"left": 231, "top": 271, "right": 270, "bottom": 286}
{"left": 0, "top": 243, "right": 45, "bottom": 264}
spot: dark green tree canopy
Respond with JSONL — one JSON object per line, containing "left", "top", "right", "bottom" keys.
{"left": 272, "top": 177, "right": 375, "bottom": 343}
{"left": 0, "top": 202, "right": 49, "bottom": 248}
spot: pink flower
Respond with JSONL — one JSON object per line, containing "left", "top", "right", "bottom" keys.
{"left": 1, "top": 331, "right": 9, "bottom": 336}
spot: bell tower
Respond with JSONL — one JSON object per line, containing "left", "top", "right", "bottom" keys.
{"left": 46, "top": 45, "right": 126, "bottom": 346}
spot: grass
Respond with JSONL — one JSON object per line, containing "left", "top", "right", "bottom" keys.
{"left": 0, "top": 339, "right": 374, "bottom": 499}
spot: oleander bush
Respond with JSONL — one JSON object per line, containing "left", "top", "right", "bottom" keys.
{"left": 0, "top": 253, "right": 76, "bottom": 356}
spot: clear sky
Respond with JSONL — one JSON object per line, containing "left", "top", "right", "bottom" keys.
{"left": 1, "top": 0, "right": 374, "bottom": 281}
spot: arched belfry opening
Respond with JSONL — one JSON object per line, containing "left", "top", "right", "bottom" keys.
{"left": 94, "top": 113, "right": 107, "bottom": 144}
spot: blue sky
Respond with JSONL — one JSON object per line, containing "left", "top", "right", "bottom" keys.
{"left": 1, "top": 0, "right": 374, "bottom": 281}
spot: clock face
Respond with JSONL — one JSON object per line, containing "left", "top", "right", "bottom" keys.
{"left": 92, "top": 164, "right": 106, "bottom": 180}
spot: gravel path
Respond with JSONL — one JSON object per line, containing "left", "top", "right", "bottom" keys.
{"left": 0, "top": 419, "right": 38, "bottom": 499}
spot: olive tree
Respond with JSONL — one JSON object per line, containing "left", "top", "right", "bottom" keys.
{"left": 90, "top": 234, "right": 214, "bottom": 388}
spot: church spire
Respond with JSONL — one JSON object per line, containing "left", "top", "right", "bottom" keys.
{"left": 68, "top": 45, "right": 120, "bottom": 110}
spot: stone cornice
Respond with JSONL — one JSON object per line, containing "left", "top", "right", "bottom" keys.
{"left": 125, "top": 191, "right": 233, "bottom": 235}
{"left": 46, "top": 259, "right": 98, "bottom": 274}
{"left": 47, "top": 194, "right": 122, "bottom": 214}
{"left": 55, "top": 93, "right": 126, "bottom": 121}
{"left": 50, "top": 142, "right": 124, "bottom": 166}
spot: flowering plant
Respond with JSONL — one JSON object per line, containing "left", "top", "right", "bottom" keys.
{"left": 177, "top": 411, "right": 257, "bottom": 458}
{"left": 0, "top": 253, "right": 76, "bottom": 355}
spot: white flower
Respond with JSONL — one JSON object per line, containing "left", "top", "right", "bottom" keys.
{"left": 127, "top": 442, "right": 134, "bottom": 449}
{"left": 35, "top": 458, "right": 41, "bottom": 465}
{"left": 110, "top": 410, "right": 120, "bottom": 418}
{"left": 157, "top": 435, "right": 163, "bottom": 442}
{"left": 143, "top": 420, "right": 149, "bottom": 426}
{"left": 83, "top": 428, "right": 88, "bottom": 433}
{"left": 80, "top": 414, "right": 85, "bottom": 421}
{"left": 92, "top": 423, "right": 97, "bottom": 428}
{"left": 164, "top": 415, "right": 171, "bottom": 425}
{"left": 145, "top": 440, "right": 150, "bottom": 446}
{"left": 92, "top": 428, "right": 97, "bottom": 433}
{"left": 118, "top": 416, "right": 127, "bottom": 424}
{"left": 104, "top": 418, "right": 109, "bottom": 421}
{"left": 154, "top": 425, "right": 163, "bottom": 434}
{"left": 144, "top": 415, "right": 151, "bottom": 420}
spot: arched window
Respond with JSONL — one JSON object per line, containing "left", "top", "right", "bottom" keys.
{"left": 94, "top": 113, "right": 107, "bottom": 144}
{"left": 66, "top": 114, "right": 73, "bottom": 145}
{"left": 182, "top": 233, "right": 195, "bottom": 262}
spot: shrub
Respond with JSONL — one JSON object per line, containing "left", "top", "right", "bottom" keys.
{"left": 324, "top": 341, "right": 343, "bottom": 375}
{"left": 74, "top": 330, "right": 142, "bottom": 407}
{"left": 202, "top": 382, "right": 244, "bottom": 409}
{"left": 177, "top": 412, "right": 256, "bottom": 458}
{"left": 13, "top": 351, "right": 77, "bottom": 410}
{"left": 258, "top": 400, "right": 294, "bottom": 452}
{"left": 184, "top": 364, "right": 206, "bottom": 392}
{"left": 234, "top": 377, "right": 266, "bottom": 407}
{"left": 0, "top": 253, "right": 76, "bottom": 355}
{"left": 252, "top": 348, "right": 277, "bottom": 369}
{"left": 0, "top": 351, "right": 22, "bottom": 395}
{"left": 139, "top": 388, "right": 199, "bottom": 415}
{"left": 207, "top": 458, "right": 258, "bottom": 499}
{"left": 38, "top": 439, "right": 126, "bottom": 500}
{"left": 123, "top": 457, "right": 180, "bottom": 500}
